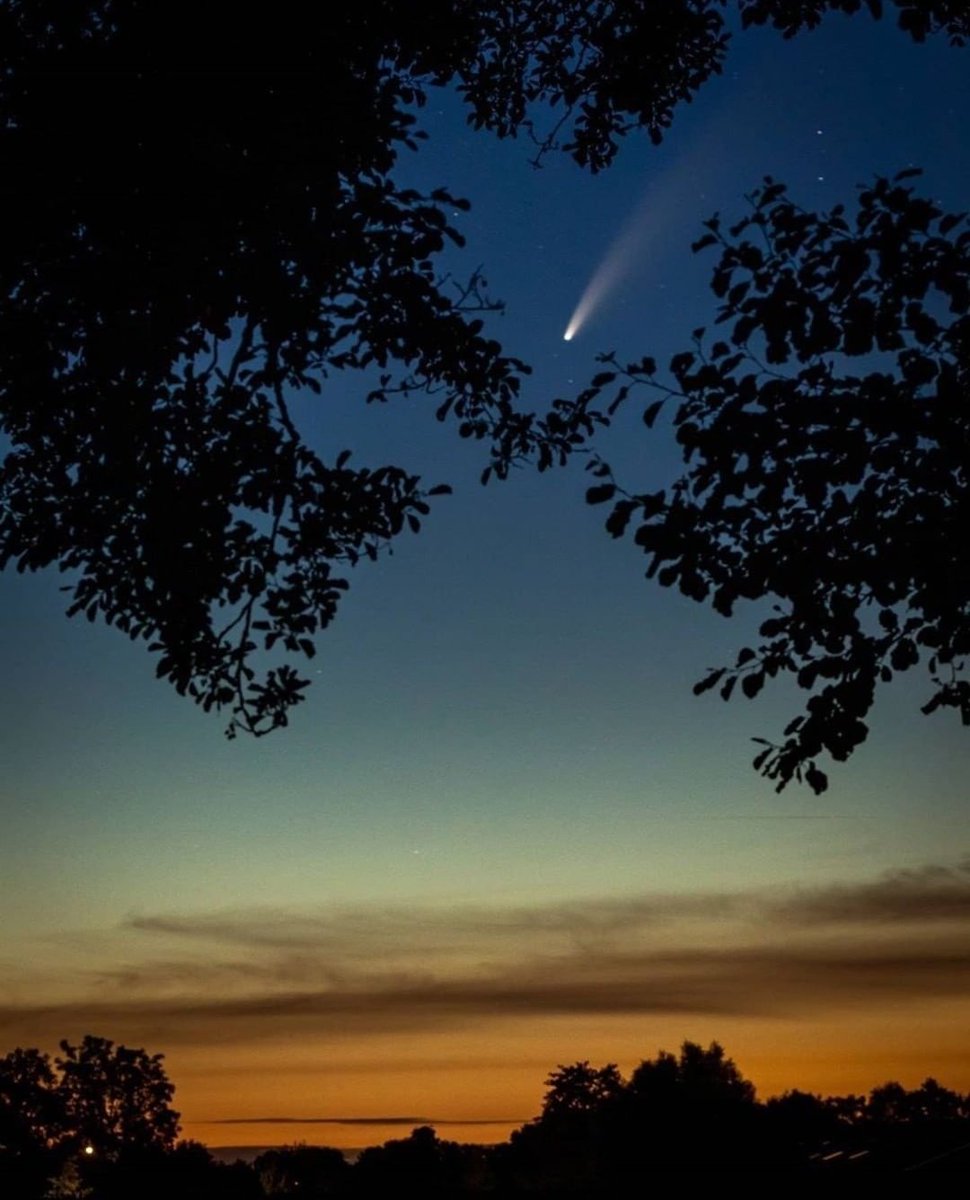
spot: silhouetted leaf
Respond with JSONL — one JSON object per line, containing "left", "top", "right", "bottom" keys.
{"left": 586, "top": 484, "right": 616, "bottom": 505}
{"left": 693, "top": 667, "right": 726, "bottom": 695}
{"left": 643, "top": 400, "right": 664, "bottom": 428}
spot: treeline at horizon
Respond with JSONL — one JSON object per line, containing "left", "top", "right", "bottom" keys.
{"left": 3, "top": 1037, "right": 970, "bottom": 1196}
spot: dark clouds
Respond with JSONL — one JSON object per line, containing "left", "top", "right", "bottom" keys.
{"left": 124, "top": 857, "right": 970, "bottom": 956}
{"left": 772, "top": 859, "right": 970, "bottom": 925}
{"left": 3, "top": 859, "right": 969, "bottom": 1049}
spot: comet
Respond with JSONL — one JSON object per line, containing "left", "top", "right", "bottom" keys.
{"left": 561, "top": 117, "right": 726, "bottom": 342}
{"left": 561, "top": 184, "right": 668, "bottom": 342}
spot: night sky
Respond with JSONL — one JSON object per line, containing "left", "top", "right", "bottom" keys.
{"left": 3, "top": 12, "right": 970, "bottom": 1151}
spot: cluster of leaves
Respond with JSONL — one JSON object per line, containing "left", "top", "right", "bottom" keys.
{"left": 5, "top": 0, "right": 721, "bottom": 738}
{"left": 0, "top": 3, "right": 540, "bottom": 737}
{"left": 1, "top": 1, "right": 966, "bottom": 759}
{"left": 736, "top": 0, "right": 969, "bottom": 43}
{"left": 455, "top": 0, "right": 730, "bottom": 168}
{"left": 457, "top": 1, "right": 969, "bottom": 169}
{"left": 539, "top": 1061, "right": 626, "bottom": 1119}
{"left": 585, "top": 172, "right": 970, "bottom": 791}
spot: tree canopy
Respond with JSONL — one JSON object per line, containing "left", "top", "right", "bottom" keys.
{"left": 540, "top": 1061, "right": 626, "bottom": 1121}
{"left": 0, "top": 1047, "right": 63, "bottom": 1173}
{"left": 0, "top": 1037, "right": 179, "bottom": 1161}
{"left": 0, "top": 1036, "right": 181, "bottom": 1198}
{"left": 583, "top": 171, "right": 970, "bottom": 791}
{"left": 55, "top": 1036, "right": 180, "bottom": 1157}
{"left": 1, "top": 0, "right": 966, "bottom": 782}
{"left": 511, "top": 1041, "right": 763, "bottom": 1179}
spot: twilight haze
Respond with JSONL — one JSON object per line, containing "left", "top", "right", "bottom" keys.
{"left": 2, "top": 13, "right": 970, "bottom": 1151}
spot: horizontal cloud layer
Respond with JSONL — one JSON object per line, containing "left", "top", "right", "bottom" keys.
{"left": 3, "top": 858, "right": 969, "bottom": 1050}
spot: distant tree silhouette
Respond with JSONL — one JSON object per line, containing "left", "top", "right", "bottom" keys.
{"left": 765, "top": 1089, "right": 846, "bottom": 1162}
{"left": 0, "top": 1036, "right": 182, "bottom": 1197}
{"left": 500, "top": 1041, "right": 766, "bottom": 1186}
{"left": 823, "top": 1091, "right": 869, "bottom": 1125}
{"left": 75, "top": 1138, "right": 262, "bottom": 1200}
{"left": 0, "top": 1047, "right": 68, "bottom": 1198}
{"left": 913, "top": 1076, "right": 970, "bottom": 1122}
{"left": 1, "top": 2, "right": 966, "bottom": 759}
{"left": 629, "top": 1039, "right": 755, "bottom": 1107}
{"left": 801, "top": 1077, "right": 970, "bottom": 1169}
{"left": 868, "top": 1076, "right": 969, "bottom": 1124}
{"left": 498, "top": 1061, "right": 626, "bottom": 1193}
{"left": 353, "top": 1125, "right": 486, "bottom": 1196}
{"left": 585, "top": 171, "right": 970, "bottom": 790}
{"left": 0, "top": 1046, "right": 66, "bottom": 1155}
{"left": 6, "top": 1035, "right": 970, "bottom": 1187}
{"left": 615, "top": 1041, "right": 763, "bottom": 1171}
{"left": 55, "top": 1036, "right": 179, "bottom": 1160}
{"left": 253, "top": 1142, "right": 349, "bottom": 1197}
{"left": 540, "top": 1061, "right": 625, "bottom": 1121}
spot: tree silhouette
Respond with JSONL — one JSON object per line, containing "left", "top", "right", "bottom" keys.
{"left": 5, "top": 1035, "right": 970, "bottom": 1186}
{"left": 540, "top": 1061, "right": 625, "bottom": 1122}
{"left": 0, "top": 2, "right": 537, "bottom": 739}
{"left": 868, "top": 1076, "right": 970, "bottom": 1123}
{"left": 585, "top": 172, "right": 970, "bottom": 790}
{"left": 1, "top": 1037, "right": 181, "bottom": 1197}
{"left": 1, "top": 2, "right": 966, "bottom": 748}
{"left": 0, "top": 1047, "right": 65, "bottom": 1155}
{"left": 499, "top": 1042, "right": 766, "bottom": 1185}
{"left": 55, "top": 1036, "right": 180, "bottom": 1158}
{"left": 354, "top": 1125, "right": 483, "bottom": 1196}
{"left": 629, "top": 1039, "right": 755, "bottom": 1107}
{"left": 614, "top": 1041, "right": 763, "bottom": 1170}
{"left": 0, "top": 1048, "right": 68, "bottom": 1199}
{"left": 253, "top": 1143, "right": 349, "bottom": 1197}
{"left": 766, "top": 1089, "right": 846, "bottom": 1154}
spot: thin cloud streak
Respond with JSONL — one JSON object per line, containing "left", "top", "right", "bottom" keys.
{"left": 212, "top": 1116, "right": 520, "bottom": 1127}
{"left": 128, "top": 891, "right": 738, "bottom": 946}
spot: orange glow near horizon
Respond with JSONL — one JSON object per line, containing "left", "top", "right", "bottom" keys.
{"left": 163, "top": 1001, "right": 970, "bottom": 1150}
{"left": 9, "top": 863, "right": 970, "bottom": 1153}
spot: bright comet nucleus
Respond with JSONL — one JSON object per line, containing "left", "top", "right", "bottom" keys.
{"left": 561, "top": 249, "right": 628, "bottom": 343}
